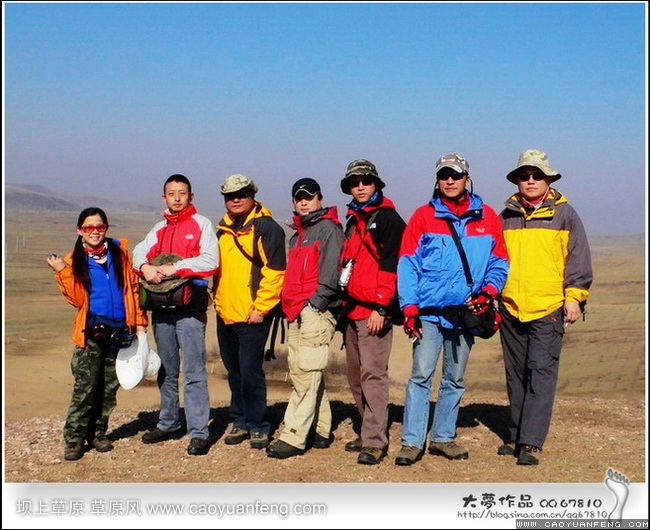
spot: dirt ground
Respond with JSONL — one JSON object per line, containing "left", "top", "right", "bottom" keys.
{"left": 4, "top": 345, "right": 646, "bottom": 484}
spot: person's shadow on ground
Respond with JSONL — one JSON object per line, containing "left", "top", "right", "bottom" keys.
{"left": 109, "top": 400, "right": 511, "bottom": 445}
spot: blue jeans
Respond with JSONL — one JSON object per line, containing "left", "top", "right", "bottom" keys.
{"left": 401, "top": 319, "right": 473, "bottom": 448}
{"left": 217, "top": 316, "right": 271, "bottom": 435}
{"left": 153, "top": 312, "right": 210, "bottom": 439}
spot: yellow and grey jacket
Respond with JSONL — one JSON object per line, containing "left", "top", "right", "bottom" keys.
{"left": 499, "top": 188, "right": 592, "bottom": 323}
{"left": 214, "top": 202, "right": 286, "bottom": 324}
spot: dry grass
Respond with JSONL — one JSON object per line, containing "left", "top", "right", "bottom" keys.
{"left": 3, "top": 210, "right": 646, "bottom": 483}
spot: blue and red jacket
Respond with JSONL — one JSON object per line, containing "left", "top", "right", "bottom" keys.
{"left": 398, "top": 192, "right": 509, "bottom": 328}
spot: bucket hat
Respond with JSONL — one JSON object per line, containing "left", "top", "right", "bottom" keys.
{"left": 506, "top": 149, "right": 562, "bottom": 183}
{"left": 220, "top": 174, "right": 258, "bottom": 195}
{"left": 340, "top": 159, "right": 386, "bottom": 194}
{"left": 140, "top": 253, "right": 190, "bottom": 293}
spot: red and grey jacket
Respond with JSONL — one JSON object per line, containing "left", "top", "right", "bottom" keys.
{"left": 281, "top": 206, "right": 345, "bottom": 322}
{"left": 132, "top": 204, "right": 218, "bottom": 281}
{"left": 340, "top": 196, "right": 406, "bottom": 320}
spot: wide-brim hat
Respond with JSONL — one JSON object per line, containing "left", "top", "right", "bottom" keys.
{"left": 141, "top": 253, "right": 190, "bottom": 293}
{"left": 117, "top": 331, "right": 160, "bottom": 389}
{"left": 340, "top": 159, "right": 386, "bottom": 194}
{"left": 144, "top": 349, "right": 162, "bottom": 380}
{"left": 116, "top": 334, "right": 145, "bottom": 390}
{"left": 506, "top": 149, "right": 562, "bottom": 183}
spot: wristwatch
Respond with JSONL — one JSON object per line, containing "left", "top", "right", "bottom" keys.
{"left": 376, "top": 306, "right": 388, "bottom": 317}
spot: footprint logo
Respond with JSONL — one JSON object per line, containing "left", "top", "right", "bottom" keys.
{"left": 605, "top": 468, "right": 629, "bottom": 522}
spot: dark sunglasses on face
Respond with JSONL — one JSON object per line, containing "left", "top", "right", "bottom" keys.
{"left": 224, "top": 191, "right": 251, "bottom": 201}
{"left": 349, "top": 178, "right": 375, "bottom": 188}
{"left": 517, "top": 172, "right": 546, "bottom": 182}
{"left": 79, "top": 224, "right": 108, "bottom": 234}
{"left": 436, "top": 171, "right": 466, "bottom": 181}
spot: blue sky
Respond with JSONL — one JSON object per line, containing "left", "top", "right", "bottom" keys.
{"left": 3, "top": 2, "right": 647, "bottom": 236}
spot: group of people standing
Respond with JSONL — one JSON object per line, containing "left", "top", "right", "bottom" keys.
{"left": 47, "top": 148, "right": 592, "bottom": 469}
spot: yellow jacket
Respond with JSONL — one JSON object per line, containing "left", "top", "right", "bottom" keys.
{"left": 499, "top": 189, "right": 592, "bottom": 322}
{"left": 214, "top": 202, "right": 286, "bottom": 324}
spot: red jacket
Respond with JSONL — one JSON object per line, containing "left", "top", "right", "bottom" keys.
{"left": 340, "top": 196, "right": 406, "bottom": 320}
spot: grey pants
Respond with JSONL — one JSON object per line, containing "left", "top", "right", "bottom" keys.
{"left": 499, "top": 306, "right": 565, "bottom": 449}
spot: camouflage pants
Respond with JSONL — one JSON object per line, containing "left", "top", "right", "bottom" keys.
{"left": 63, "top": 339, "right": 119, "bottom": 444}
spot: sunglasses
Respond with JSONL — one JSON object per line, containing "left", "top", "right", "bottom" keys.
{"left": 517, "top": 172, "right": 546, "bottom": 182}
{"left": 224, "top": 191, "right": 252, "bottom": 201}
{"left": 436, "top": 172, "right": 466, "bottom": 181}
{"left": 349, "top": 178, "right": 375, "bottom": 188}
{"left": 79, "top": 224, "right": 108, "bottom": 234}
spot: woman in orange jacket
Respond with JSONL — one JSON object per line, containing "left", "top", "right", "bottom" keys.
{"left": 46, "top": 207, "right": 148, "bottom": 461}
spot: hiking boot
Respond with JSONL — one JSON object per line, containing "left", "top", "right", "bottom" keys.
{"left": 394, "top": 445, "right": 424, "bottom": 466}
{"left": 224, "top": 427, "right": 249, "bottom": 445}
{"left": 266, "top": 440, "right": 305, "bottom": 459}
{"left": 497, "top": 442, "right": 517, "bottom": 456}
{"left": 92, "top": 436, "right": 114, "bottom": 453}
{"left": 428, "top": 441, "right": 469, "bottom": 460}
{"left": 250, "top": 432, "right": 269, "bottom": 449}
{"left": 187, "top": 437, "right": 211, "bottom": 456}
{"left": 357, "top": 446, "right": 386, "bottom": 465}
{"left": 64, "top": 441, "right": 84, "bottom": 461}
{"left": 312, "top": 432, "right": 332, "bottom": 449}
{"left": 517, "top": 444, "right": 541, "bottom": 466}
{"left": 345, "top": 436, "right": 362, "bottom": 453}
{"left": 142, "top": 427, "right": 184, "bottom": 444}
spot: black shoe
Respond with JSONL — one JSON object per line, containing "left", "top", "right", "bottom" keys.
{"left": 64, "top": 441, "right": 84, "bottom": 461}
{"left": 312, "top": 432, "right": 332, "bottom": 449}
{"left": 266, "top": 440, "right": 305, "bottom": 459}
{"left": 517, "top": 444, "right": 541, "bottom": 465}
{"left": 142, "top": 427, "right": 184, "bottom": 444}
{"left": 345, "top": 436, "right": 362, "bottom": 452}
{"left": 187, "top": 437, "right": 211, "bottom": 456}
{"left": 92, "top": 436, "right": 114, "bottom": 453}
{"left": 357, "top": 446, "right": 386, "bottom": 465}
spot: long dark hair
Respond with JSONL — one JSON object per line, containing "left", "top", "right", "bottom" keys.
{"left": 71, "top": 207, "right": 125, "bottom": 292}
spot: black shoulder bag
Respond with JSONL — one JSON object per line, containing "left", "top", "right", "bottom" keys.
{"left": 442, "top": 219, "right": 500, "bottom": 339}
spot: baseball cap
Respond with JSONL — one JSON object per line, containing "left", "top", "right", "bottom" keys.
{"left": 340, "top": 159, "right": 386, "bottom": 194}
{"left": 506, "top": 149, "right": 562, "bottom": 183}
{"left": 291, "top": 178, "right": 321, "bottom": 198}
{"left": 220, "top": 174, "right": 258, "bottom": 195}
{"left": 435, "top": 153, "right": 470, "bottom": 175}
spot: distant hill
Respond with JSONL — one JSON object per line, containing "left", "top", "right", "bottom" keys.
{"left": 3, "top": 183, "right": 160, "bottom": 213}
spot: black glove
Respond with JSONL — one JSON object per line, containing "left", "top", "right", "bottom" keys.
{"left": 468, "top": 291, "right": 494, "bottom": 315}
